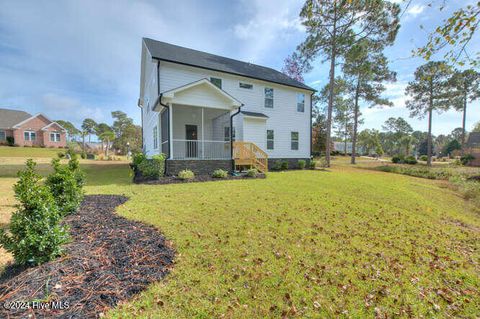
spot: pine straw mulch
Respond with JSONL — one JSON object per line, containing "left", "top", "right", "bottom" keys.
{"left": 0, "top": 195, "right": 175, "bottom": 318}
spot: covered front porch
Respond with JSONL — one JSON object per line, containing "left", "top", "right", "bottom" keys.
{"left": 156, "top": 78, "right": 242, "bottom": 161}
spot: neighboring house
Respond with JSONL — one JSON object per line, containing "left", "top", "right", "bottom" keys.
{"left": 465, "top": 132, "right": 480, "bottom": 167}
{"left": 0, "top": 108, "right": 67, "bottom": 148}
{"left": 139, "top": 38, "right": 315, "bottom": 175}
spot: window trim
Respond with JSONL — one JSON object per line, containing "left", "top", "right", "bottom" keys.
{"left": 49, "top": 131, "right": 61, "bottom": 142}
{"left": 224, "top": 126, "right": 230, "bottom": 142}
{"left": 24, "top": 131, "right": 36, "bottom": 141}
{"left": 291, "top": 131, "right": 299, "bottom": 150}
{"left": 210, "top": 77, "right": 222, "bottom": 89}
{"left": 266, "top": 129, "right": 274, "bottom": 150}
{"left": 297, "top": 93, "right": 305, "bottom": 112}
{"left": 239, "top": 82, "right": 253, "bottom": 89}
{"left": 264, "top": 87, "right": 274, "bottom": 108}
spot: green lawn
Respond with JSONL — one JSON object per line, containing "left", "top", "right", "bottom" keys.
{"left": 0, "top": 145, "right": 64, "bottom": 157}
{"left": 0, "top": 158, "right": 479, "bottom": 318}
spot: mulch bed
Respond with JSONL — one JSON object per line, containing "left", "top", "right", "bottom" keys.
{"left": 0, "top": 195, "right": 175, "bottom": 318}
{"left": 135, "top": 173, "right": 266, "bottom": 184}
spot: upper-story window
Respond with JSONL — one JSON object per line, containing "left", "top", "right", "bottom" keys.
{"left": 267, "top": 130, "right": 274, "bottom": 150}
{"left": 24, "top": 131, "right": 36, "bottom": 141}
{"left": 210, "top": 77, "right": 222, "bottom": 89}
{"left": 291, "top": 132, "right": 299, "bottom": 150}
{"left": 239, "top": 82, "right": 253, "bottom": 89}
{"left": 50, "top": 132, "right": 61, "bottom": 142}
{"left": 264, "top": 87, "right": 274, "bottom": 108}
{"left": 297, "top": 93, "right": 305, "bottom": 112}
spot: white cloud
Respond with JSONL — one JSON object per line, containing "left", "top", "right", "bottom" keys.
{"left": 42, "top": 94, "right": 106, "bottom": 124}
{"left": 406, "top": 4, "right": 425, "bottom": 17}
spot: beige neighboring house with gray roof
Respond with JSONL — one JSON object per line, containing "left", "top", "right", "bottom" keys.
{"left": 0, "top": 108, "right": 67, "bottom": 148}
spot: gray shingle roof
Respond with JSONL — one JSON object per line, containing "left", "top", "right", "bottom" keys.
{"left": 143, "top": 38, "right": 315, "bottom": 92}
{"left": 0, "top": 108, "right": 32, "bottom": 129}
{"left": 466, "top": 132, "right": 480, "bottom": 148}
{"left": 241, "top": 111, "right": 269, "bottom": 118}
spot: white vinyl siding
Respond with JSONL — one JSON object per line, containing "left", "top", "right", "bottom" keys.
{"left": 24, "top": 131, "right": 36, "bottom": 141}
{"left": 50, "top": 132, "right": 61, "bottom": 142}
{"left": 150, "top": 60, "right": 311, "bottom": 158}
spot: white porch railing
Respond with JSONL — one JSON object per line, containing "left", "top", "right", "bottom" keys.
{"left": 172, "top": 139, "right": 231, "bottom": 159}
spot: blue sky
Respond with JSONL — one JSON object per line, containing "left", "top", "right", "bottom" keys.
{"left": 0, "top": 0, "right": 478, "bottom": 136}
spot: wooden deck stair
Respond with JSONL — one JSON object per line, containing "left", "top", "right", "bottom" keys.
{"left": 232, "top": 141, "right": 268, "bottom": 173}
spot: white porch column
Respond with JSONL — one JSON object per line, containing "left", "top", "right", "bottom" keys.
{"left": 169, "top": 103, "right": 173, "bottom": 158}
{"left": 201, "top": 107, "right": 204, "bottom": 159}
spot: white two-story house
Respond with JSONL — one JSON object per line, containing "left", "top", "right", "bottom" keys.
{"left": 139, "top": 38, "right": 315, "bottom": 175}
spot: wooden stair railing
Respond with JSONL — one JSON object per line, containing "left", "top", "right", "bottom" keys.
{"left": 232, "top": 141, "right": 268, "bottom": 173}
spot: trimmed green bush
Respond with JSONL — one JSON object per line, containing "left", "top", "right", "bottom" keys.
{"left": 419, "top": 155, "right": 428, "bottom": 161}
{"left": 137, "top": 154, "right": 165, "bottom": 179}
{"left": 212, "top": 169, "right": 228, "bottom": 178}
{"left": 309, "top": 160, "right": 317, "bottom": 169}
{"left": 460, "top": 154, "right": 475, "bottom": 166}
{"left": 132, "top": 153, "right": 147, "bottom": 167}
{"left": 46, "top": 158, "right": 85, "bottom": 216}
{"left": 246, "top": 168, "right": 258, "bottom": 177}
{"left": 391, "top": 156, "right": 403, "bottom": 164}
{"left": 6, "top": 136, "right": 14, "bottom": 146}
{"left": 0, "top": 160, "right": 69, "bottom": 265}
{"left": 281, "top": 161, "right": 289, "bottom": 170}
{"left": 404, "top": 156, "right": 418, "bottom": 165}
{"left": 272, "top": 160, "right": 282, "bottom": 171}
{"left": 298, "top": 160, "right": 306, "bottom": 169}
{"left": 178, "top": 169, "right": 195, "bottom": 180}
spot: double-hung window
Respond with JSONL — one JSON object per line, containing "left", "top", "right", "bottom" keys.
{"left": 210, "top": 77, "right": 222, "bottom": 89}
{"left": 264, "top": 88, "right": 274, "bottom": 108}
{"left": 291, "top": 132, "right": 299, "bottom": 150}
{"left": 50, "top": 132, "right": 61, "bottom": 142}
{"left": 24, "top": 131, "right": 36, "bottom": 141}
{"left": 267, "top": 130, "right": 274, "bottom": 150}
{"left": 0, "top": 130, "right": 5, "bottom": 141}
{"left": 153, "top": 126, "right": 158, "bottom": 149}
{"left": 297, "top": 93, "right": 305, "bottom": 112}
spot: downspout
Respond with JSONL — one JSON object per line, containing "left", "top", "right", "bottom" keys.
{"left": 156, "top": 59, "right": 171, "bottom": 175}
{"left": 230, "top": 105, "right": 242, "bottom": 172}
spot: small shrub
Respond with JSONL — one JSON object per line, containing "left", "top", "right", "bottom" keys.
{"left": 246, "top": 168, "right": 257, "bottom": 177}
{"left": 46, "top": 158, "right": 85, "bottom": 216}
{"left": 272, "top": 160, "right": 282, "bottom": 171}
{"left": 178, "top": 169, "right": 195, "bottom": 180}
{"left": 212, "top": 169, "right": 228, "bottom": 178}
{"left": 0, "top": 160, "right": 69, "bottom": 265}
{"left": 132, "top": 153, "right": 147, "bottom": 167}
{"left": 6, "top": 136, "right": 14, "bottom": 146}
{"left": 309, "top": 160, "right": 317, "bottom": 169}
{"left": 419, "top": 155, "right": 428, "bottom": 161}
{"left": 391, "top": 155, "right": 403, "bottom": 164}
{"left": 404, "top": 156, "right": 418, "bottom": 165}
{"left": 281, "top": 161, "right": 289, "bottom": 170}
{"left": 298, "top": 160, "right": 306, "bottom": 169}
{"left": 137, "top": 154, "right": 165, "bottom": 179}
{"left": 460, "top": 154, "right": 475, "bottom": 166}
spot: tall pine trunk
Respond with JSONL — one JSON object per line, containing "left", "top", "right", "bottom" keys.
{"left": 351, "top": 77, "right": 360, "bottom": 164}
{"left": 427, "top": 80, "right": 433, "bottom": 167}
{"left": 325, "top": 4, "right": 337, "bottom": 167}
{"left": 461, "top": 88, "right": 467, "bottom": 154}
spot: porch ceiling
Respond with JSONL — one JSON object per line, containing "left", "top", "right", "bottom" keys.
{"left": 157, "top": 78, "right": 242, "bottom": 111}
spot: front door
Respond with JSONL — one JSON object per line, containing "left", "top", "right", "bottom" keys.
{"left": 185, "top": 125, "right": 198, "bottom": 158}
